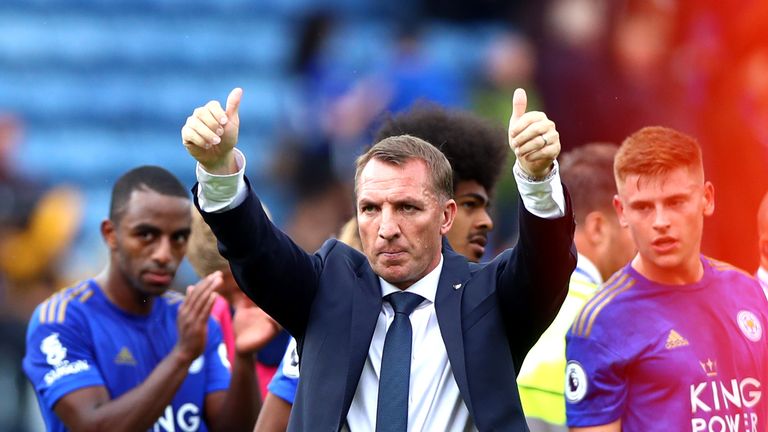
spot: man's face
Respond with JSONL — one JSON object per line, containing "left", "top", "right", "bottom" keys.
{"left": 613, "top": 167, "right": 714, "bottom": 283}
{"left": 104, "top": 189, "right": 191, "bottom": 297}
{"left": 447, "top": 180, "right": 493, "bottom": 262}
{"left": 356, "top": 158, "right": 456, "bottom": 289}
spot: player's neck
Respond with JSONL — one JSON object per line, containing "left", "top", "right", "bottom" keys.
{"left": 632, "top": 253, "right": 703, "bottom": 286}
{"left": 95, "top": 268, "right": 155, "bottom": 315}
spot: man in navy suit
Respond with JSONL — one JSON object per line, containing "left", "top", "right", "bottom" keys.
{"left": 181, "top": 87, "right": 576, "bottom": 431}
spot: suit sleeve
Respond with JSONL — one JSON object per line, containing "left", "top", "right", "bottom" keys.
{"left": 194, "top": 178, "right": 322, "bottom": 339}
{"left": 495, "top": 184, "right": 577, "bottom": 368}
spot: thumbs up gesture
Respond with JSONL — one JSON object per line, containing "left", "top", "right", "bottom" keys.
{"left": 508, "top": 88, "right": 560, "bottom": 179}
{"left": 181, "top": 88, "right": 243, "bottom": 174}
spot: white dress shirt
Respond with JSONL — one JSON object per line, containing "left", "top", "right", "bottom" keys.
{"left": 196, "top": 151, "right": 566, "bottom": 431}
{"left": 344, "top": 256, "right": 477, "bottom": 431}
{"left": 757, "top": 266, "right": 768, "bottom": 300}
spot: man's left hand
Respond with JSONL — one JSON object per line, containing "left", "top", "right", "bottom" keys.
{"left": 508, "top": 88, "right": 561, "bottom": 179}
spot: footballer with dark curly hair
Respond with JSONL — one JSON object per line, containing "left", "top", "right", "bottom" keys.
{"left": 374, "top": 104, "right": 509, "bottom": 262}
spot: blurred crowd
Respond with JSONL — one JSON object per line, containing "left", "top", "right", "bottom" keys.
{"left": 2, "top": 0, "right": 768, "bottom": 430}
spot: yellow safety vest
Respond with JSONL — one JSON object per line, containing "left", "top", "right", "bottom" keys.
{"left": 516, "top": 267, "right": 599, "bottom": 425}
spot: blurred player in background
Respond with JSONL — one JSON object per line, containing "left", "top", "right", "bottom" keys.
{"left": 517, "top": 143, "right": 635, "bottom": 431}
{"left": 23, "top": 166, "right": 260, "bottom": 432}
{"left": 565, "top": 127, "right": 768, "bottom": 431}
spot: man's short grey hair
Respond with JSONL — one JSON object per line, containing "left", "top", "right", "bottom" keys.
{"left": 354, "top": 134, "right": 454, "bottom": 201}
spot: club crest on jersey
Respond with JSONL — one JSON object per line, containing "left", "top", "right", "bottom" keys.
{"left": 565, "top": 361, "right": 588, "bottom": 403}
{"left": 737, "top": 310, "right": 762, "bottom": 342}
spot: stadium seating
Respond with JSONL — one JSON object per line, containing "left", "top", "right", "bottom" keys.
{"left": 0, "top": 0, "right": 502, "bottom": 274}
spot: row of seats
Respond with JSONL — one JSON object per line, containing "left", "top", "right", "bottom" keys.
{"left": 1, "top": 2, "right": 504, "bottom": 270}
{"left": 18, "top": 126, "right": 274, "bottom": 184}
{"left": 0, "top": 71, "right": 290, "bottom": 130}
{"left": 0, "top": 12, "right": 493, "bottom": 73}
{"left": 0, "top": 12, "right": 293, "bottom": 69}
{"left": 0, "top": 0, "right": 380, "bottom": 18}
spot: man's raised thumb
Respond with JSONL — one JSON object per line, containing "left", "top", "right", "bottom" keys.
{"left": 225, "top": 87, "right": 243, "bottom": 118}
{"left": 511, "top": 88, "right": 527, "bottom": 122}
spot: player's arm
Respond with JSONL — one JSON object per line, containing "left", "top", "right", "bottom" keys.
{"left": 564, "top": 329, "right": 627, "bottom": 431}
{"left": 53, "top": 350, "right": 200, "bottom": 432}
{"left": 54, "top": 274, "right": 220, "bottom": 432}
{"left": 254, "top": 338, "right": 298, "bottom": 432}
{"left": 204, "top": 351, "right": 259, "bottom": 432}
{"left": 253, "top": 393, "right": 292, "bottom": 432}
{"left": 205, "top": 298, "right": 279, "bottom": 432}
{"left": 570, "top": 419, "right": 621, "bottom": 432}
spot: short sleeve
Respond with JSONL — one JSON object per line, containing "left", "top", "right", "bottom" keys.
{"left": 267, "top": 338, "right": 299, "bottom": 404}
{"left": 204, "top": 318, "right": 232, "bottom": 394}
{"left": 564, "top": 331, "right": 628, "bottom": 427}
{"left": 23, "top": 306, "right": 105, "bottom": 410}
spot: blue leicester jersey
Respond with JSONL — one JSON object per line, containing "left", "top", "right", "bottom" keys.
{"left": 23, "top": 279, "right": 232, "bottom": 432}
{"left": 565, "top": 257, "right": 768, "bottom": 431}
{"left": 267, "top": 337, "right": 299, "bottom": 404}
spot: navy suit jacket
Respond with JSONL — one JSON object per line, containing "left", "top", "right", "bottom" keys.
{"left": 196, "top": 180, "right": 576, "bottom": 431}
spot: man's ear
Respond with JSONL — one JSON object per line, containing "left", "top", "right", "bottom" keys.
{"left": 101, "top": 219, "right": 118, "bottom": 250}
{"left": 582, "top": 211, "right": 606, "bottom": 246}
{"left": 760, "top": 235, "right": 768, "bottom": 263}
{"left": 613, "top": 194, "right": 628, "bottom": 228}
{"left": 440, "top": 199, "right": 457, "bottom": 236}
{"left": 702, "top": 181, "right": 715, "bottom": 217}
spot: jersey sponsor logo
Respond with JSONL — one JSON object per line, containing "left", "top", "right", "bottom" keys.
{"left": 564, "top": 361, "right": 588, "bottom": 403}
{"left": 690, "top": 376, "right": 762, "bottom": 432}
{"left": 737, "top": 310, "right": 762, "bottom": 342}
{"left": 691, "top": 413, "right": 760, "bottom": 432}
{"left": 40, "top": 333, "right": 90, "bottom": 385}
{"left": 43, "top": 360, "right": 90, "bottom": 386}
{"left": 666, "top": 329, "right": 690, "bottom": 349}
{"left": 114, "top": 347, "right": 137, "bottom": 366}
{"left": 152, "top": 403, "right": 201, "bottom": 432}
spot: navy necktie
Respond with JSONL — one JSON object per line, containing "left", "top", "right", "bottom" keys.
{"left": 376, "top": 291, "right": 424, "bottom": 432}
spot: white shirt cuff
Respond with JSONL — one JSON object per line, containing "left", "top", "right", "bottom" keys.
{"left": 513, "top": 160, "right": 566, "bottom": 219}
{"left": 196, "top": 149, "right": 248, "bottom": 213}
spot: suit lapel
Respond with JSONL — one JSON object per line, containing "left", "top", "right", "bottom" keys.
{"left": 434, "top": 239, "right": 475, "bottom": 417}
{"left": 340, "top": 265, "right": 382, "bottom": 425}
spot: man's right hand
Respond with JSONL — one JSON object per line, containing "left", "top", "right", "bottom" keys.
{"left": 174, "top": 271, "right": 223, "bottom": 363}
{"left": 182, "top": 88, "right": 242, "bottom": 175}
